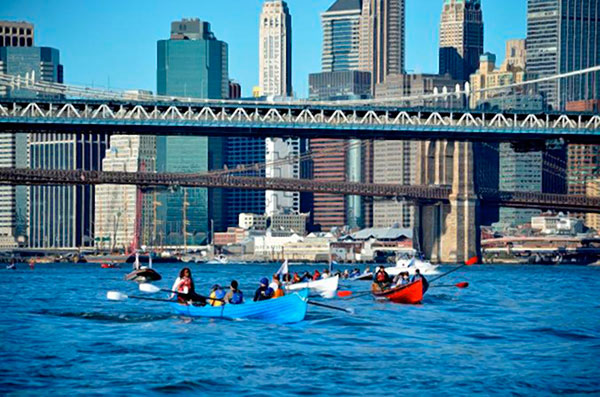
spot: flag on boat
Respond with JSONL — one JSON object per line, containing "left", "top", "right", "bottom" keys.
{"left": 276, "top": 260, "right": 289, "bottom": 277}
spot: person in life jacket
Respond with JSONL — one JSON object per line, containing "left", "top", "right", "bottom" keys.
{"left": 374, "top": 266, "right": 391, "bottom": 290}
{"left": 269, "top": 274, "right": 286, "bottom": 299}
{"left": 171, "top": 268, "right": 206, "bottom": 305}
{"left": 292, "top": 272, "right": 301, "bottom": 284}
{"left": 208, "top": 284, "right": 226, "bottom": 307}
{"left": 312, "top": 269, "right": 321, "bottom": 281}
{"left": 254, "top": 277, "right": 274, "bottom": 301}
{"left": 224, "top": 280, "right": 244, "bottom": 305}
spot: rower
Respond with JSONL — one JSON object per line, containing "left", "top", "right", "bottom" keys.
{"left": 208, "top": 284, "right": 226, "bottom": 307}
{"left": 269, "top": 274, "right": 285, "bottom": 299}
{"left": 224, "top": 280, "right": 244, "bottom": 305}
{"left": 411, "top": 268, "right": 423, "bottom": 283}
{"left": 312, "top": 269, "right": 321, "bottom": 280}
{"left": 292, "top": 272, "right": 301, "bottom": 283}
{"left": 171, "top": 267, "right": 206, "bottom": 305}
{"left": 374, "top": 265, "right": 391, "bottom": 289}
{"left": 253, "top": 277, "right": 274, "bottom": 302}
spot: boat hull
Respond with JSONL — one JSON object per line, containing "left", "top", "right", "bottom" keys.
{"left": 372, "top": 279, "right": 425, "bottom": 304}
{"left": 171, "top": 290, "right": 308, "bottom": 324}
{"left": 124, "top": 268, "right": 162, "bottom": 283}
{"left": 285, "top": 276, "right": 339, "bottom": 299}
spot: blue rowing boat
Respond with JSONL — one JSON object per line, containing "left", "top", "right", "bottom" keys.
{"left": 170, "top": 289, "right": 309, "bottom": 324}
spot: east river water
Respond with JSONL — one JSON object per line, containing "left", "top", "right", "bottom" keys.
{"left": 1, "top": 263, "right": 599, "bottom": 395}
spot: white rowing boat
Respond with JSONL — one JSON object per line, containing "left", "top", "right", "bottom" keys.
{"left": 285, "top": 275, "right": 339, "bottom": 299}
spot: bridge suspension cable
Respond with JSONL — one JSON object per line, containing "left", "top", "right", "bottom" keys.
{"left": 1, "top": 65, "right": 599, "bottom": 105}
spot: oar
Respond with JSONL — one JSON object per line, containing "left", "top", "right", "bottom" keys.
{"left": 428, "top": 256, "right": 478, "bottom": 284}
{"left": 307, "top": 300, "right": 354, "bottom": 314}
{"left": 107, "top": 291, "right": 174, "bottom": 303}
{"left": 139, "top": 283, "right": 224, "bottom": 303}
{"left": 430, "top": 282, "right": 469, "bottom": 289}
{"left": 341, "top": 291, "right": 372, "bottom": 300}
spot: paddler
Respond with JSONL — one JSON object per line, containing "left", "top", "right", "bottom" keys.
{"left": 224, "top": 280, "right": 244, "bottom": 304}
{"left": 374, "top": 265, "right": 391, "bottom": 290}
{"left": 292, "top": 272, "right": 301, "bottom": 283}
{"left": 171, "top": 268, "right": 207, "bottom": 305}
{"left": 312, "top": 269, "right": 321, "bottom": 280}
{"left": 208, "top": 284, "right": 226, "bottom": 307}
{"left": 253, "top": 277, "right": 274, "bottom": 301}
{"left": 269, "top": 274, "right": 285, "bottom": 299}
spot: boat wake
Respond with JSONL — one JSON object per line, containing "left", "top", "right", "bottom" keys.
{"left": 34, "top": 309, "right": 173, "bottom": 323}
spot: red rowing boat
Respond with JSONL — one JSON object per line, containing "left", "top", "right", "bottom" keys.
{"left": 371, "top": 279, "right": 426, "bottom": 304}
{"left": 101, "top": 263, "right": 120, "bottom": 269}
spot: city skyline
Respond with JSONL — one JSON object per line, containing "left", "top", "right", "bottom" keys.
{"left": 1, "top": 0, "right": 526, "bottom": 97}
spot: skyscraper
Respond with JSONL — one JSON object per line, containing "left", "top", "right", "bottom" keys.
{"left": 526, "top": 0, "right": 600, "bottom": 110}
{"left": 29, "top": 133, "right": 107, "bottom": 249}
{"left": 358, "top": 0, "right": 405, "bottom": 89}
{"left": 95, "top": 135, "right": 156, "bottom": 251}
{"left": 259, "top": 0, "right": 292, "bottom": 97}
{"left": 322, "top": 0, "right": 363, "bottom": 72}
{"left": 0, "top": 21, "right": 33, "bottom": 48}
{"left": 0, "top": 24, "right": 101, "bottom": 249}
{"left": 259, "top": 1, "right": 300, "bottom": 216}
{"left": 439, "top": 0, "right": 484, "bottom": 81}
{"left": 156, "top": 18, "right": 228, "bottom": 244}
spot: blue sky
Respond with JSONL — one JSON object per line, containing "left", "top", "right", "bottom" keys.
{"left": 2, "top": 0, "right": 527, "bottom": 98}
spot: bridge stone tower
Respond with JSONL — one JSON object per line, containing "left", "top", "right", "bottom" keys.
{"left": 415, "top": 140, "right": 480, "bottom": 263}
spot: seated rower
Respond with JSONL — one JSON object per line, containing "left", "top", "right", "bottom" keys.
{"left": 342, "top": 269, "right": 350, "bottom": 279}
{"left": 374, "top": 265, "right": 391, "bottom": 290}
{"left": 292, "top": 272, "right": 301, "bottom": 284}
{"left": 269, "top": 274, "right": 286, "bottom": 299}
{"left": 171, "top": 267, "right": 207, "bottom": 305}
{"left": 208, "top": 284, "right": 226, "bottom": 307}
{"left": 396, "top": 271, "right": 410, "bottom": 286}
{"left": 224, "top": 280, "right": 244, "bottom": 305}
{"left": 253, "top": 277, "right": 274, "bottom": 302}
{"left": 312, "top": 269, "right": 321, "bottom": 281}
{"left": 321, "top": 269, "right": 330, "bottom": 279}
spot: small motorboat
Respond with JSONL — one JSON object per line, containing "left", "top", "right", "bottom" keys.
{"left": 371, "top": 279, "right": 428, "bottom": 304}
{"left": 124, "top": 252, "right": 161, "bottom": 283}
{"left": 394, "top": 258, "right": 440, "bottom": 275}
{"left": 206, "top": 254, "right": 229, "bottom": 265}
{"left": 101, "top": 263, "right": 120, "bottom": 269}
{"left": 171, "top": 289, "right": 308, "bottom": 324}
{"left": 6, "top": 264, "right": 17, "bottom": 270}
{"left": 285, "top": 275, "right": 339, "bottom": 299}
{"left": 124, "top": 268, "right": 162, "bottom": 283}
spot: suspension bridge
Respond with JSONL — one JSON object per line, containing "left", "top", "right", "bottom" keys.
{"left": 0, "top": 68, "right": 599, "bottom": 263}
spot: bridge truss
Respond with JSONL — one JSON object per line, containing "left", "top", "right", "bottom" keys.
{"left": 0, "top": 167, "right": 598, "bottom": 214}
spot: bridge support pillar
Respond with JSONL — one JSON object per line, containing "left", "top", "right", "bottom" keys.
{"left": 415, "top": 141, "right": 480, "bottom": 263}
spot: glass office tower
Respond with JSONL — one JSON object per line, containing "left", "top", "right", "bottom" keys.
{"left": 156, "top": 19, "right": 228, "bottom": 245}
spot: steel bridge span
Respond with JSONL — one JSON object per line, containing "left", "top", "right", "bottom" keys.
{"left": 0, "top": 98, "right": 599, "bottom": 143}
{"left": 0, "top": 167, "right": 598, "bottom": 214}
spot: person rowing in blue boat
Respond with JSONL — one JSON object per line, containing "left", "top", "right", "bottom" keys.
{"left": 224, "top": 280, "right": 244, "bottom": 305}
{"left": 254, "top": 277, "right": 274, "bottom": 302}
{"left": 208, "top": 284, "right": 226, "bottom": 307}
{"left": 171, "top": 268, "right": 207, "bottom": 306}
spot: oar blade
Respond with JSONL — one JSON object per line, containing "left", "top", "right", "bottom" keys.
{"left": 139, "top": 283, "right": 161, "bottom": 294}
{"left": 466, "top": 257, "right": 478, "bottom": 266}
{"left": 337, "top": 290, "right": 353, "bottom": 298}
{"left": 456, "top": 282, "right": 469, "bottom": 288}
{"left": 107, "top": 291, "right": 127, "bottom": 301}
